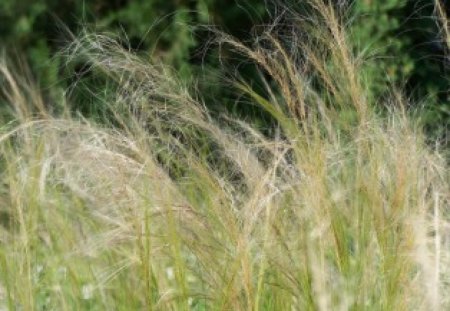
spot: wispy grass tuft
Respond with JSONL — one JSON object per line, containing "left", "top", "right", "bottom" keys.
{"left": 0, "top": 1, "right": 449, "bottom": 310}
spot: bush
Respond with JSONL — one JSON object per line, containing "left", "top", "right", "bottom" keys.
{"left": 0, "top": 0, "right": 448, "bottom": 137}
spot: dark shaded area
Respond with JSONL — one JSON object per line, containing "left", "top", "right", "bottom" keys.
{"left": 0, "top": 0, "right": 448, "bottom": 140}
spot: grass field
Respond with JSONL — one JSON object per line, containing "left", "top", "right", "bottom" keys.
{"left": 0, "top": 1, "right": 449, "bottom": 310}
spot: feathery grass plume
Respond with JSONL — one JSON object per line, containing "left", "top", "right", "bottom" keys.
{"left": 435, "top": 0, "right": 450, "bottom": 51}
{"left": 0, "top": 1, "right": 449, "bottom": 310}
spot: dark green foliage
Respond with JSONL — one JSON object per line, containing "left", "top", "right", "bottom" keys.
{"left": 0, "top": 0, "right": 270, "bottom": 120}
{"left": 0, "top": 0, "right": 448, "bottom": 140}
{"left": 349, "top": 0, "right": 449, "bottom": 138}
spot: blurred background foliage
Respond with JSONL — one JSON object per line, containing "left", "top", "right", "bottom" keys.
{"left": 0, "top": 0, "right": 448, "bottom": 140}
{"left": 349, "top": 0, "right": 449, "bottom": 139}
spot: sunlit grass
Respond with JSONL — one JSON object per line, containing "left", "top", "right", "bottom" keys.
{"left": 0, "top": 1, "right": 449, "bottom": 310}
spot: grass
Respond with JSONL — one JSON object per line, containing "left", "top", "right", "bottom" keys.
{"left": 0, "top": 1, "right": 449, "bottom": 310}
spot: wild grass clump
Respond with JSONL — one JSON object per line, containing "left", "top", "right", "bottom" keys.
{"left": 0, "top": 1, "right": 449, "bottom": 310}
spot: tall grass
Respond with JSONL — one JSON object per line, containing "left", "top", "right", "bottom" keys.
{"left": 0, "top": 1, "right": 449, "bottom": 310}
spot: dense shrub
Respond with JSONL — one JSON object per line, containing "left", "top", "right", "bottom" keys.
{"left": 0, "top": 0, "right": 448, "bottom": 138}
